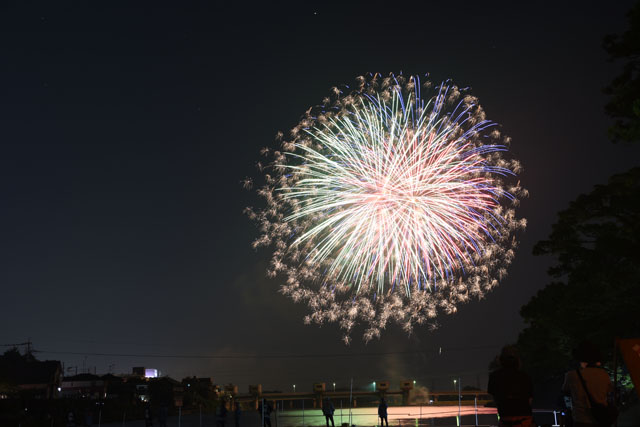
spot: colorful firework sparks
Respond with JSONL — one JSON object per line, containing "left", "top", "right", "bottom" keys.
{"left": 246, "top": 73, "right": 526, "bottom": 343}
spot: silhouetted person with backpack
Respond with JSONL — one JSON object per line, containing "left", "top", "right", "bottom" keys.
{"left": 562, "top": 341, "right": 615, "bottom": 427}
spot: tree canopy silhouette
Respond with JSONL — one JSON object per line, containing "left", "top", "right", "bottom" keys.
{"left": 517, "top": 1, "right": 640, "bottom": 380}
{"left": 518, "top": 169, "right": 640, "bottom": 378}
{"left": 604, "top": 1, "right": 640, "bottom": 143}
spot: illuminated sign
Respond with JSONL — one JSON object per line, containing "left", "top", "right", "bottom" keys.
{"left": 144, "top": 369, "right": 158, "bottom": 378}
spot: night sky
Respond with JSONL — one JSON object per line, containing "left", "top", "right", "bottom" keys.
{"left": 2, "top": 1, "right": 640, "bottom": 393}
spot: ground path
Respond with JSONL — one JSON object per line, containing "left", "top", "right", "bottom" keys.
{"left": 99, "top": 405, "right": 503, "bottom": 427}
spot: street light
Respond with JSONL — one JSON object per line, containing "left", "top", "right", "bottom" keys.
{"left": 333, "top": 382, "right": 336, "bottom": 392}
{"left": 373, "top": 381, "right": 376, "bottom": 391}
{"left": 455, "top": 378, "right": 461, "bottom": 419}
{"left": 293, "top": 384, "right": 296, "bottom": 393}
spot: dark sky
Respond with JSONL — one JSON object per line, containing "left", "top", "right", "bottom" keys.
{"left": 1, "top": 1, "right": 639, "bottom": 393}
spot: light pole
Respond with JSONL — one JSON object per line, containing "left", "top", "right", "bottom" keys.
{"left": 455, "top": 378, "right": 461, "bottom": 419}
{"left": 373, "top": 381, "right": 376, "bottom": 392}
{"left": 333, "top": 382, "right": 336, "bottom": 392}
{"left": 293, "top": 384, "right": 296, "bottom": 393}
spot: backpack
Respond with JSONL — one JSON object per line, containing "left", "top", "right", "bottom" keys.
{"left": 575, "top": 369, "right": 618, "bottom": 427}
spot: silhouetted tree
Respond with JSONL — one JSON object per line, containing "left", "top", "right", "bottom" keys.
{"left": 603, "top": 1, "right": 640, "bottom": 143}
{"left": 518, "top": 169, "right": 640, "bottom": 378}
{"left": 517, "top": 2, "right": 640, "bottom": 381}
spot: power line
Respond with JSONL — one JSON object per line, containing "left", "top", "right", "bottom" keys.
{"left": 32, "top": 344, "right": 501, "bottom": 360}
{"left": 34, "top": 349, "right": 428, "bottom": 359}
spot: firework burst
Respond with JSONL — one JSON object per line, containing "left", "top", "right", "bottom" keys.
{"left": 247, "top": 73, "right": 526, "bottom": 343}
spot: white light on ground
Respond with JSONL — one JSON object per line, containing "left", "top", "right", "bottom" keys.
{"left": 275, "top": 406, "right": 498, "bottom": 427}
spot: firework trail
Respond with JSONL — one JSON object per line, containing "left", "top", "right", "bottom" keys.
{"left": 247, "top": 73, "right": 526, "bottom": 343}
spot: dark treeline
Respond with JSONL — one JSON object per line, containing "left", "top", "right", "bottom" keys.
{"left": 508, "top": 0, "right": 640, "bottom": 409}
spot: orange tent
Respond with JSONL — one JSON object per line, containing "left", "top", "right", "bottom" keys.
{"left": 615, "top": 338, "right": 640, "bottom": 399}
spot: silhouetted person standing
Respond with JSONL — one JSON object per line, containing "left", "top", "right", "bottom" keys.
{"left": 66, "top": 410, "right": 76, "bottom": 427}
{"left": 217, "top": 399, "right": 228, "bottom": 427}
{"left": 562, "top": 341, "right": 615, "bottom": 427}
{"left": 234, "top": 402, "right": 241, "bottom": 427}
{"left": 259, "top": 400, "right": 272, "bottom": 427}
{"left": 488, "top": 346, "right": 533, "bottom": 427}
{"left": 144, "top": 404, "right": 153, "bottom": 427}
{"left": 83, "top": 408, "right": 93, "bottom": 427}
{"left": 378, "top": 398, "right": 388, "bottom": 427}
{"left": 158, "top": 404, "right": 168, "bottom": 427}
{"left": 322, "top": 398, "right": 335, "bottom": 427}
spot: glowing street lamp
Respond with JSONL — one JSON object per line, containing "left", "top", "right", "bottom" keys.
{"left": 333, "top": 382, "right": 336, "bottom": 392}
{"left": 455, "top": 378, "right": 461, "bottom": 419}
{"left": 293, "top": 384, "right": 296, "bottom": 393}
{"left": 373, "top": 381, "right": 376, "bottom": 391}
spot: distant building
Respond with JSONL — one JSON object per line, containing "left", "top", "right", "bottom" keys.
{"left": 0, "top": 349, "right": 62, "bottom": 399}
{"left": 182, "top": 376, "right": 215, "bottom": 392}
{"left": 61, "top": 373, "right": 106, "bottom": 399}
{"left": 181, "top": 376, "right": 218, "bottom": 408}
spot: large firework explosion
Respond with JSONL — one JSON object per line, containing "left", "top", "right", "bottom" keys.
{"left": 246, "top": 73, "right": 526, "bottom": 343}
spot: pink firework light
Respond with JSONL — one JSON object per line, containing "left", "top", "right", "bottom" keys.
{"left": 247, "top": 73, "right": 527, "bottom": 343}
